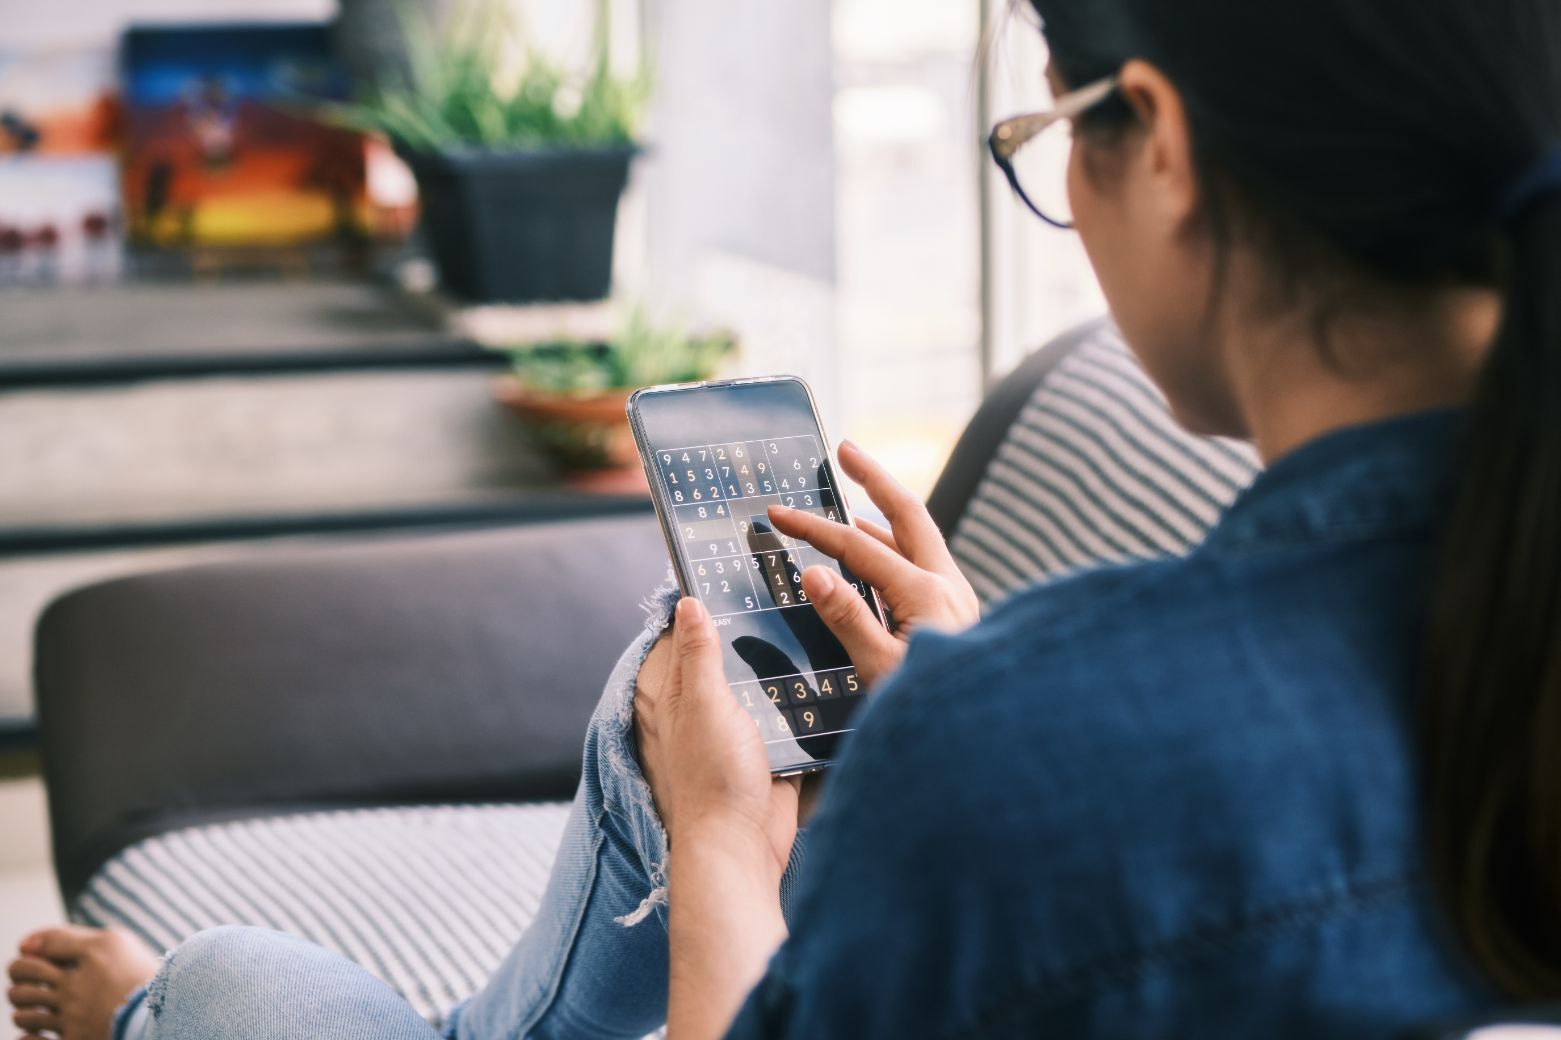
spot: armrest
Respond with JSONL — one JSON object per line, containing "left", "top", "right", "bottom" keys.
{"left": 35, "top": 515, "right": 671, "bottom": 904}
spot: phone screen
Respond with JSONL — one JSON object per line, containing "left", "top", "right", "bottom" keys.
{"left": 629, "top": 377, "right": 886, "bottom": 773}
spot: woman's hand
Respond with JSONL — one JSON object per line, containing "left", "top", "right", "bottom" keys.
{"left": 768, "top": 440, "right": 980, "bottom": 689}
{"left": 635, "top": 598, "right": 800, "bottom": 875}
{"left": 638, "top": 600, "right": 799, "bottom": 1039}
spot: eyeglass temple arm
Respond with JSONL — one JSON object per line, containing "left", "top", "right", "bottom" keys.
{"left": 988, "top": 75, "right": 1120, "bottom": 160}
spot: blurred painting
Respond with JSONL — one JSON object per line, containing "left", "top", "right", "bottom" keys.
{"left": 0, "top": 47, "right": 122, "bottom": 284}
{"left": 121, "top": 23, "right": 367, "bottom": 249}
{"left": 0, "top": 47, "right": 118, "bottom": 157}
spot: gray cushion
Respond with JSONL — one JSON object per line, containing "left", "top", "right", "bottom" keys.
{"left": 36, "top": 516, "right": 671, "bottom": 904}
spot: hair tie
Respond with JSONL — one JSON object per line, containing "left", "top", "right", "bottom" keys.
{"left": 1493, "top": 148, "right": 1561, "bottom": 227}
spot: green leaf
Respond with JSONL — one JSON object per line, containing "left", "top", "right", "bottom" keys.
{"left": 329, "top": 0, "right": 650, "bottom": 152}
{"left": 503, "top": 308, "right": 737, "bottom": 395}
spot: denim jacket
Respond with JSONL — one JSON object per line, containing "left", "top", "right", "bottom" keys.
{"left": 728, "top": 410, "right": 1495, "bottom": 1038}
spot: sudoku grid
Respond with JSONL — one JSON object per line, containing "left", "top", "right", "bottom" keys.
{"left": 653, "top": 433, "right": 873, "bottom": 745}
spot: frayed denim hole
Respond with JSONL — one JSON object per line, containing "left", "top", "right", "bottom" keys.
{"left": 597, "top": 580, "right": 678, "bottom": 925}
{"left": 598, "top": 578, "right": 678, "bottom": 823}
{"left": 598, "top": 711, "right": 671, "bottom": 929}
{"left": 144, "top": 950, "right": 175, "bottom": 1018}
{"left": 640, "top": 576, "right": 679, "bottom": 633}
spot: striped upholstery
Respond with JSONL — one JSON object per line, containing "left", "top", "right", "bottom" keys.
{"left": 71, "top": 324, "right": 1261, "bottom": 1028}
{"left": 73, "top": 803, "right": 571, "bottom": 1028}
{"left": 949, "top": 324, "right": 1261, "bottom": 605}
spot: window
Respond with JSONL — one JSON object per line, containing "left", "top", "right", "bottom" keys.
{"left": 832, "top": 0, "right": 983, "bottom": 494}
{"left": 979, "top": 2, "right": 1107, "bottom": 383}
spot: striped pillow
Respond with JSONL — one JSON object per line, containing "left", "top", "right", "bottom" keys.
{"left": 949, "top": 325, "right": 1261, "bottom": 605}
{"left": 73, "top": 803, "right": 571, "bottom": 1028}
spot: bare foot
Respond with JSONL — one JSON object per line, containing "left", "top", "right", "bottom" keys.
{"left": 7, "top": 925, "right": 161, "bottom": 1039}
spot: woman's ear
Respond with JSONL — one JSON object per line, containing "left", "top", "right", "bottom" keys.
{"left": 1115, "top": 58, "right": 1202, "bottom": 234}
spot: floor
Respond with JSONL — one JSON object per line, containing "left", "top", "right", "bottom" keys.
{"left": 0, "top": 775, "right": 64, "bottom": 958}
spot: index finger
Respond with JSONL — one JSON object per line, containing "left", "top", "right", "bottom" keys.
{"left": 836, "top": 441, "right": 960, "bottom": 580}
{"left": 767, "top": 504, "right": 927, "bottom": 609}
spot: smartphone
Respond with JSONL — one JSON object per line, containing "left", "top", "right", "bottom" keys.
{"left": 627, "top": 376, "right": 889, "bottom": 775}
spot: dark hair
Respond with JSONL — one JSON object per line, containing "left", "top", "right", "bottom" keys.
{"left": 1027, "top": 0, "right": 1561, "bottom": 999}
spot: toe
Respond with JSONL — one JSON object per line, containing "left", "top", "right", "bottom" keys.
{"left": 7, "top": 956, "right": 64, "bottom": 987}
{"left": 22, "top": 925, "right": 100, "bottom": 963}
{"left": 8, "top": 982, "right": 60, "bottom": 1008}
{"left": 12, "top": 1006, "right": 63, "bottom": 1033}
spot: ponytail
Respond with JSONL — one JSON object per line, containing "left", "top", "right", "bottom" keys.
{"left": 1425, "top": 191, "right": 1561, "bottom": 998}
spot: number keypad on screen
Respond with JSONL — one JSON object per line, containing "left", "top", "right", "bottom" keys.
{"left": 735, "top": 667, "right": 866, "bottom": 745}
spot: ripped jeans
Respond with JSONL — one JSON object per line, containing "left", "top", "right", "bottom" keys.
{"left": 112, "top": 582, "right": 808, "bottom": 1040}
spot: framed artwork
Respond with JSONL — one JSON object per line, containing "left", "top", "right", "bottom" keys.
{"left": 120, "top": 23, "right": 368, "bottom": 250}
{"left": 0, "top": 47, "right": 121, "bottom": 284}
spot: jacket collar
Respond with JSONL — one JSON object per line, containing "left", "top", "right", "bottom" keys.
{"left": 1202, "top": 409, "right": 1465, "bottom": 554}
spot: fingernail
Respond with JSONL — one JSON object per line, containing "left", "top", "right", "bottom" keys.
{"left": 839, "top": 439, "right": 860, "bottom": 456}
{"left": 802, "top": 566, "right": 836, "bottom": 600}
{"left": 676, "top": 597, "right": 705, "bottom": 624}
{"left": 769, "top": 503, "right": 795, "bottom": 515}
{"left": 20, "top": 935, "right": 39, "bottom": 954}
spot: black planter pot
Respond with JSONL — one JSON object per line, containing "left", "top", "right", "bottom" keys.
{"left": 399, "top": 145, "right": 636, "bottom": 303}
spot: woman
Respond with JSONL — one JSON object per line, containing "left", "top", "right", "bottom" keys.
{"left": 13, "top": 0, "right": 1561, "bottom": 1034}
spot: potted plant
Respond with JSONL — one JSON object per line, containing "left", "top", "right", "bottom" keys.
{"left": 335, "top": 0, "right": 649, "bottom": 303}
{"left": 493, "top": 309, "right": 736, "bottom": 487}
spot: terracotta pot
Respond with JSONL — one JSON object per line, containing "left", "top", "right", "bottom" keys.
{"left": 493, "top": 376, "right": 645, "bottom": 486}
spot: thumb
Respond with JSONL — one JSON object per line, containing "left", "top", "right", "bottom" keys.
{"left": 801, "top": 566, "right": 898, "bottom": 685}
{"left": 673, "top": 597, "right": 728, "bottom": 707}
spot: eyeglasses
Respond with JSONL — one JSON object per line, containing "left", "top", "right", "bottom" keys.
{"left": 987, "top": 75, "right": 1120, "bottom": 230}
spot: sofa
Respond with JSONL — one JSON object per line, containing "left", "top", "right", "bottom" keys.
{"left": 35, "top": 318, "right": 1548, "bottom": 1036}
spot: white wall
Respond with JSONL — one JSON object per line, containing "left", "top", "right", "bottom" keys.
{"left": 0, "top": 0, "right": 334, "bottom": 50}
